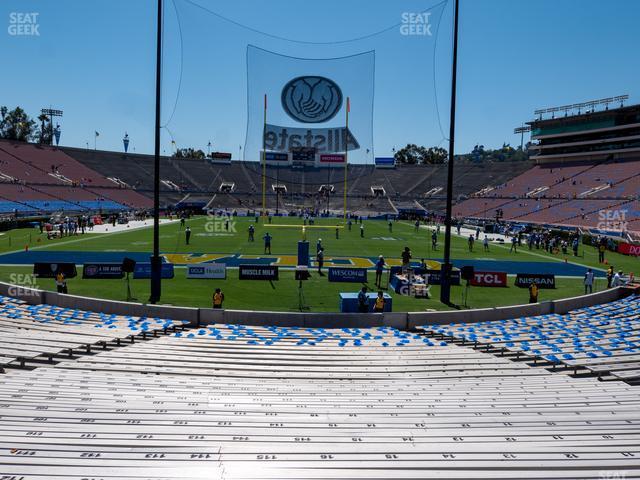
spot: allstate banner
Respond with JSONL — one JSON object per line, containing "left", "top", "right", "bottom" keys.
{"left": 245, "top": 46, "right": 374, "bottom": 163}
{"left": 328, "top": 267, "right": 368, "bottom": 283}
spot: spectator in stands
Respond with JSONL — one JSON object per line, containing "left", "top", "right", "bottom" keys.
{"left": 375, "top": 255, "right": 386, "bottom": 287}
{"left": 212, "top": 288, "right": 224, "bottom": 309}
{"left": 55, "top": 270, "right": 68, "bottom": 294}
{"left": 607, "top": 265, "right": 614, "bottom": 288}
{"left": 468, "top": 234, "right": 475, "bottom": 252}
{"left": 263, "top": 232, "right": 272, "bottom": 254}
{"left": 483, "top": 235, "right": 489, "bottom": 252}
{"left": 316, "top": 248, "right": 325, "bottom": 275}
{"left": 584, "top": 268, "right": 595, "bottom": 294}
{"left": 360, "top": 224, "right": 364, "bottom": 238}
{"left": 248, "top": 224, "right": 255, "bottom": 242}
{"left": 357, "top": 286, "right": 369, "bottom": 313}
{"left": 185, "top": 226, "right": 191, "bottom": 245}
{"left": 373, "top": 291, "right": 385, "bottom": 313}
{"left": 528, "top": 282, "right": 538, "bottom": 303}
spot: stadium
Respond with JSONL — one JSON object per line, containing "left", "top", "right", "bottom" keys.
{"left": 1, "top": 0, "right": 640, "bottom": 478}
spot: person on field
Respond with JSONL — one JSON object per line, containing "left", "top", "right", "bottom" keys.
{"left": 185, "top": 226, "right": 191, "bottom": 245}
{"left": 401, "top": 247, "right": 412, "bottom": 270}
{"left": 375, "top": 255, "right": 386, "bottom": 287}
{"left": 483, "top": 235, "right": 490, "bottom": 252}
{"left": 612, "top": 270, "right": 624, "bottom": 287}
{"left": 607, "top": 265, "right": 614, "bottom": 288}
{"left": 248, "top": 224, "right": 255, "bottom": 242}
{"left": 468, "top": 234, "right": 475, "bottom": 252}
{"left": 263, "top": 232, "right": 272, "bottom": 254}
{"left": 374, "top": 291, "right": 385, "bottom": 313}
{"left": 528, "top": 282, "right": 538, "bottom": 303}
{"left": 212, "top": 288, "right": 224, "bottom": 309}
{"left": 360, "top": 224, "right": 364, "bottom": 238}
{"left": 357, "top": 286, "right": 369, "bottom": 313}
{"left": 55, "top": 270, "right": 68, "bottom": 294}
{"left": 316, "top": 247, "right": 325, "bottom": 275}
{"left": 584, "top": 268, "right": 595, "bottom": 294}
{"left": 431, "top": 230, "right": 438, "bottom": 250}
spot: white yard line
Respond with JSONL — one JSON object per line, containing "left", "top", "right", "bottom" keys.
{"left": 0, "top": 218, "right": 184, "bottom": 257}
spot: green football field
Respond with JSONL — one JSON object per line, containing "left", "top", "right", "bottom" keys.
{"left": 0, "top": 215, "right": 636, "bottom": 312}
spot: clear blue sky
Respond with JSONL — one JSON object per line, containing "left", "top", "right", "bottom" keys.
{"left": 1, "top": 0, "right": 639, "bottom": 161}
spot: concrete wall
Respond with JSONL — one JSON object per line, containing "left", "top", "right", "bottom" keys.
{"left": 0, "top": 281, "right": 628, "bottom": 331}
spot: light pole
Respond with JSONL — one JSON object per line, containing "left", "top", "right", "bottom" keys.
{"left": 207, "top": 141, "right": 212, "bottom": 156}
{"left": 41, "top": 108, "right": 63, "bottom": 145}
{"left": 123, "top": 133, "right": 130, "bottom": 153}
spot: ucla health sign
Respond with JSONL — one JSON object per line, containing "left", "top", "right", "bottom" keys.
{"left": 328, "top": 267, "right": 367, "bottom": 283}
{"left": 186, "top": 263, "right": 226, "bottom": 279}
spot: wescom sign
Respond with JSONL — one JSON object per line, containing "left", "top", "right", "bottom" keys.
{"left": 470, "top": 271, "right": 507, "bottom": 287}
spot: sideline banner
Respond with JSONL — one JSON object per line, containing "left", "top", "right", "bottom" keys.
{"left": 470, "top": 271, "right": 508, "bottom": 287}
{"left": 239, "top": 265, "right": 279, "bottom": 281}
{"left": 328, "top": 267, "right": 367, "bottom": 283}
{"left": 82, "top": 263, "right": 124, "bottom": 279}
{"left": 515, "top": 273, "right": 555, "bottom": 289}
{"left": 186, "top": 264, "right": 226, "bottom": 279}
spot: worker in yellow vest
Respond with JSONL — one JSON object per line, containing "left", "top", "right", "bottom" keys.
{"left": 55, "top": 271, "right": 67, "bottom": 294}
{"left": 373, "top": 291, "right": 385, "bottom": 313}
{"left": 528, "top": 282, "right": 538, "bottom": 304}
{"left": 212, "top": 288, "right": 225, "bottom": 309}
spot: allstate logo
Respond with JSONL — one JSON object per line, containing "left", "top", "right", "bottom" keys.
{"left": 281, "top": 76, "right": 343, "bottom": 123}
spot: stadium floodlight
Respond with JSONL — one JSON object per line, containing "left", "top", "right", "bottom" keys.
{"left": 514, "top": 125, "right": 531, "bottom": 149}
{"left": 41, "top": 108, "right": 63, "bottom": 146}
{"left": 533, "top": 94, "right": 629, "bottom": 119}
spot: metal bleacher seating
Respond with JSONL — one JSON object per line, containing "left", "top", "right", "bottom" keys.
{"left": 0, "top": 295, "right": 188, "bottom": 369}
{"left": 419, "top": 294, "right": 640, "bottom": 383}
{"left": 0, "top": 303, "right": 639, "bottom": 478}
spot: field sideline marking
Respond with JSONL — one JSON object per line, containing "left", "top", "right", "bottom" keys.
{"left": 0, "top": 218, "right": 186, "bottom": 257}
{"left": 400, "top": 221, "right": 606, "bottom": 273}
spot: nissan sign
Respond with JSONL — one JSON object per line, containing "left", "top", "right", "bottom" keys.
{"left": 515, "top": 273, "right": 556, "bottom": 289}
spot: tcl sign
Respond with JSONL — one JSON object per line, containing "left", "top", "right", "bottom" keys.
{"left": 470, "top": 271, "right": 507, "bottom": 287}
{"left": 619, "top": 242, "right": 640, "bottom": 256}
